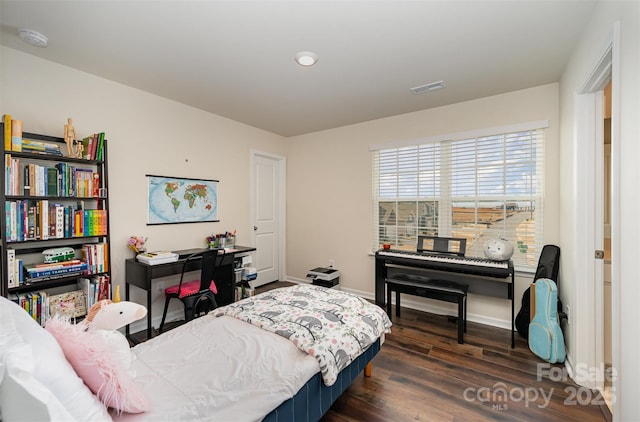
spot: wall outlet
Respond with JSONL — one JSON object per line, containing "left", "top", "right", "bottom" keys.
{"left": 328, "top": 259, "right": 335, "bottom": 268}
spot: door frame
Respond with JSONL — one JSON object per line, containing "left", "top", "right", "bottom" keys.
{"left": 249, "top": 149, "right": 286, "bottom": 282}
{"left": 572, "top": 22, "right": 620, "bottom": 398}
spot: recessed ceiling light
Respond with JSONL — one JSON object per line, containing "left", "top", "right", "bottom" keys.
{"left": 18, "top": 28, "right": 48, "bottom": 48}
{"left": 410, "top": 80, "right": 446, "bottom": 95}
{"left": 295, "top": 51, "right": 318, "bottom": 67}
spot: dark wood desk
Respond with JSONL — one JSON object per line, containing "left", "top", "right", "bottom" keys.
{"left": 125, "top": 246, "right": 256, "bottom": 340}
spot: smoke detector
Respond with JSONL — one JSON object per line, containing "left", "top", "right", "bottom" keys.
{"left": 18, "top": 28, "right": 48, "bottom": 48}
{"left": 410, "top": 80, "right": 446, "bottom": 95}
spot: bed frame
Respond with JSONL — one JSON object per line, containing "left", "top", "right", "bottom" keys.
{"left": 264, "top": 338, "right": 381, "bottom": 421}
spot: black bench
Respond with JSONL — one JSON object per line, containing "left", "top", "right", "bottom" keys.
{"left": 386, "top": 274, "right": 469, "bottom": 344}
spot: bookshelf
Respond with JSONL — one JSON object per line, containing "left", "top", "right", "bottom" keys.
{"left": 1, "top": 122, "right": 111, "bottom": 324}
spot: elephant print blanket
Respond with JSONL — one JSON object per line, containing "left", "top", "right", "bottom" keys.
{"left": 215, "top": 284, "right": 392, "bottom": 386}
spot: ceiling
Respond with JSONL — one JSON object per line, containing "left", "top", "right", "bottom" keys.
{"left": 0, "top": 1, "right": 597, "bottom": 137}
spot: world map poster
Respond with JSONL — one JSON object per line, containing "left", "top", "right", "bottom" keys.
{"left": 147, "top": 175, "right": 219, "bottom": 224}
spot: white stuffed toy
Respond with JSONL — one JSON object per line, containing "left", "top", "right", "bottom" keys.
{"left": 85, "top": 299, "right": 147, "bottom": 376}
{"left": 483, "top": 238, "right": 514, "bottom": 261}
{"left": 46, "top": 298, "right": 150, "bottom": 413}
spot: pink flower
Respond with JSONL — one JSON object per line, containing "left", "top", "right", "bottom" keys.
{"left": 127, "top": 236, "right": 147, "bottom": 253}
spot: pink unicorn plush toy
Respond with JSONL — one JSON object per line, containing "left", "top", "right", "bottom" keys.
{"left": 86, "top": 299, "right": 147, "bottom": 331}
{"left": 85, "top": 299, "right": 147, "bottom": 375}
{"left": 46, "top": 298, "right": 150, "bottom": 413}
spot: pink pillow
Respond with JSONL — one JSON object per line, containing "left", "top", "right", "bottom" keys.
{"left": 45, "top": 318, "right": 150, "bottom": 414}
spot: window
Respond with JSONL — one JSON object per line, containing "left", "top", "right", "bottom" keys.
{"left": 372, "top": 122, "right": 546, "bottom": 270}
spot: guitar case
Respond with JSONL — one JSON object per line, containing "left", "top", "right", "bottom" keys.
{"left": 528, "top": 278, "right": 566, "bottom": 363}
{"left": 514, "top": 244, "right": 561, "bottom": 339}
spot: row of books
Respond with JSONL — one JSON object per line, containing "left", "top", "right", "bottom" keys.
{"left": 5, "top": 200, "right": 108, "bottom": 242}
{"left": 3, "top": 114, "right": 103, "bottom": 160}
{"left": 7, "top": 244, "right": 109, "bottom": 287}
{"left": 79, "top": 243, "right": 109, "bottom": 274}
{"left": 9, "top": 290, "right": 54, "bottom": 327}
{"left": 77, "top": 275, "right": 110, "bottom": 311}
{"left": 4, "top": 156, "right": 102, "bottom": 198}
{"left": 9, "top": 283, "right": 108, "bottom": 326}
{"left": 81, "top": 132, "right": 106, "bottom": 161}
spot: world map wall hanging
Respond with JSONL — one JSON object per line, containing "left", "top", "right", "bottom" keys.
{"left": 146, "top": 174, "right": 219, "bottom": 225}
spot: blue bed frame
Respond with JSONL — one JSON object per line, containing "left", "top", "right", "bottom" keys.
{"left": 263, "top": 338, "right": 381, "bottom": 422}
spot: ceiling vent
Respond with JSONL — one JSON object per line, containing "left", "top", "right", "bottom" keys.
{"left": 410, "top": 80, "right": 446, "bottom": 95}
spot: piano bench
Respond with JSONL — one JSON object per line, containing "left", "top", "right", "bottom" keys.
{"left": 386, "top": 275, "right": 469, "bottom": 344}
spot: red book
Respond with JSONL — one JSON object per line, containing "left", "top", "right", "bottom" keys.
{"left": 92, "top": 172, "right": 100, "bottom": 197}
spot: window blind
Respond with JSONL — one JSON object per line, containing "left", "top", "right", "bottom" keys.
{"left": 372, "top": 123, "right": 546, "bottom": 271}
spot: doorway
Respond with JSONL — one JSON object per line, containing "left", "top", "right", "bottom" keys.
{"left": 573, "top": 23, "right": 620, "bottom": 416}
{"left": 250, "top": 150, "right": 286, "bottom": 286}
{"left": 602, "top": 82, "right": 613, "bottom": 411}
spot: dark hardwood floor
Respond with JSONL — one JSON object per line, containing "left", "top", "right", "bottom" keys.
{"left": 320, "top": 303, "right": 609, "bottom": 422}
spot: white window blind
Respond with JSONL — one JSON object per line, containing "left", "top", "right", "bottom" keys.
{"left": 372, "top": 123, "right": 546, "bottom": 270}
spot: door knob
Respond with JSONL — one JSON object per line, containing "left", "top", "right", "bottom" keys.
{"left": 253, "top": 226, "right": 258, "bottom": 231}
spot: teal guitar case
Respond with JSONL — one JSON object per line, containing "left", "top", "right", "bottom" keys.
{"left": 528, "top": 278, "right": 566, "bottom": 363}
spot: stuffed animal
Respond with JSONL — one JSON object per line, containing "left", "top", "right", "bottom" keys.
{"left": 45, "top": 299, "right": 150, "bottom": 413}
{"left": 483, "top": 237, "right": 514, "bottom": 261}
{"left": 86, "top": 299, "right": 147, "bottom": 331}
{"left": 85, "top": 299, "right": 147, "bottom": 376}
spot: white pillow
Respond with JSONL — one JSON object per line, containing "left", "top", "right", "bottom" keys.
{"left": 0, "top": 341, "right": 74, "bottom": 421}
{"left": 0, "top": 296, "right": 111, "bottom": 421}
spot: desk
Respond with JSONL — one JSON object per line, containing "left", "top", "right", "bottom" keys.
{"left": 125, "top": 246, "right": 256, "bottom": 340}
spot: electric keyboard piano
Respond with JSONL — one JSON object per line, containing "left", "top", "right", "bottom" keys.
{"left": 375, "top": 249, "right": 516, "bottom": 347}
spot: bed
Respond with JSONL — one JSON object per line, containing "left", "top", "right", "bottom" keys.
{"left": 0, "top": 284, "right": 391, "bottom": 421}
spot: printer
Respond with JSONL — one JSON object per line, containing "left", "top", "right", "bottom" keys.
{"left": 306, "top": 267, "right": 340, "bottom": 288}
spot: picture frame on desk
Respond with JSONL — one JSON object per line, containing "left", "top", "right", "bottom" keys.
{"left": 146, "top": 174, "right": 219, "bottom": 225}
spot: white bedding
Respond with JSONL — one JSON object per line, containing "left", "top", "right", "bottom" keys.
{"left": 113, "top": 315, "right": 319, "bottom": 422}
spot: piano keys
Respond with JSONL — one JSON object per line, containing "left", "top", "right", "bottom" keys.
{"left": 375, "top": 248, "right": 516, "bottom": 347}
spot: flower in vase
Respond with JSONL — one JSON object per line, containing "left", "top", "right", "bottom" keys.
{"left": 128, "top": 236, "right": 147, "bottom": 253}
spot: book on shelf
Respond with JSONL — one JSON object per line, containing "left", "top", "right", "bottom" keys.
{"left": 49, "top": 290, "right": 86, "bottom": 319}
{"left": 31, "top": 259, "right": 84, "bottom": 270}
{"left": 136, "top": 251, "right": 179, "bottom": 265}
{"left": 3, "top": 114, "right": 12, "bottom": 150}
{"left": 16, "top": 258, "right": 24, "bottom": 286}
{"left": 11, "top": 119, "right": 22, "bottom": 152}
{"left": 7, "top": 248, "right": 16, "bottom": 288}
{"left": 46, "top": 167, "right": 59, "bottom": 196}
{"left": 24, "top": 262, "right": 88, "bottom": 281}
{"left": 96, "top": 132, "right": 104, "bottom": 161}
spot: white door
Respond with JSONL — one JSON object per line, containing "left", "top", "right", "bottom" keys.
{"left": 250, "top": 152, "right": 285, "bottom": 286}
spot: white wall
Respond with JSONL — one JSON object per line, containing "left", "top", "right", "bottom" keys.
{"left": 559, "top": 1, "right": 639, "bottom": 419}
{"left": 0, "top": 46, "right": 286, "bottom": 325}
{"left": 285, "top": 83, "right": 560, "bottom": 327}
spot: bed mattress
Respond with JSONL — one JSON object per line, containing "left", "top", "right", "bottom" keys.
{"left": 113, "top": 315, "right": 319, "bottom": 421}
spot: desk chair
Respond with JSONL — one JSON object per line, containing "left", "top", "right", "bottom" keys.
{"left": 159, "top": 249, "right": 221, "bottom": 333}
